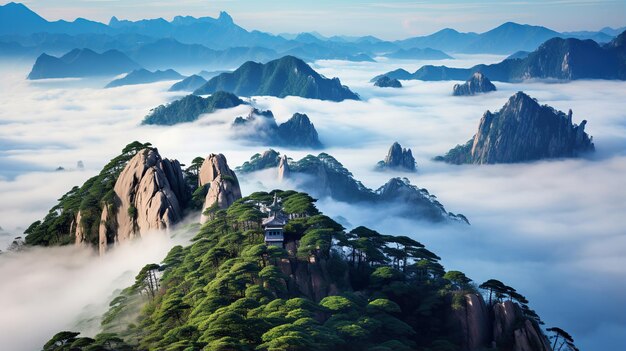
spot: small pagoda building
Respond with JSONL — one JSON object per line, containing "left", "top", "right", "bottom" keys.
{"left": 262, "top": 194, "right": 288, "bottom": 248}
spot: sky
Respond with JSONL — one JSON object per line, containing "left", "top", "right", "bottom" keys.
{"left": 15, "top": 0, "right": 626, "bottom": 40}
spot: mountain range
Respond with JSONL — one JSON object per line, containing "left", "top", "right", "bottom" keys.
{"left": 2, "top": 2, "right": 624, "bottom": 73}
{"left": 375, "top": 30, "right": 626, "bottom": 82}
{"left": 27, "top": 48, "right": 140, "bottom": 79}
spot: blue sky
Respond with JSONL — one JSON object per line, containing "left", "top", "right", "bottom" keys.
{"left": 16, "top": 0, "right": 626, "bottom": 40}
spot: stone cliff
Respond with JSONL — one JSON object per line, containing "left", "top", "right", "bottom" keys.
{"left": 453, "top": 295, "right": 552, "bottom": 351}
{"left": 69, "top": 148, "right": 190, "bottom": 254}
{"left": 199, "top": 153, "right": 242, "bottom": 223}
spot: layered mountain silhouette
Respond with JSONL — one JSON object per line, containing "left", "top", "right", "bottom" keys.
{"left": 105, "top": 68, "right": 184, "bottom": 88}
{"left": 27, "top": 48, "right": 140, "bottom": 79}
{"left": 168, "top": 74, "right": 207, "bottom": 92}
{"left": 3, "top": 2, "right": 622, "bottom": 74}
{"left": 194, "top": 56, "right": 360, "bottom": 101}
{"left": 375, "top": 31, "right": 626, "bottom": 82}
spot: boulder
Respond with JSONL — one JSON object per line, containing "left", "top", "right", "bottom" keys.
{"left": 199, "top": 154, "right": 242, "bottom": 223}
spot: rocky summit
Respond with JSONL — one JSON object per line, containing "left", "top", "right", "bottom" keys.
{"left": 376, "top": 142, "right": 416, "bottom": 171}
{"left": 436, "top": 92, "right": 595, "bottom": 164}
{"left": 105, "top": 148, "right": 189, "bottom": 254}
{"left": 452, "top": 72, "right": 496, "bottom": 96}
{"left": 198, "top": 153, "right": 242, "bottom": 223}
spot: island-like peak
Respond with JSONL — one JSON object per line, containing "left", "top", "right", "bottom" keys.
{"left": 436, "top": 92, "right": 595, "bottom": 164}
{"left": 452, "top": 72, "right": 496, "bottom": 96}
{"left": 376, "top": 142, "right": 416, "bottom": 172}
{"left": 374, "top": 75, "right": 402, "bottom": 88}
{"left": 194, "top": 55, "right": 360, "bottom": 102}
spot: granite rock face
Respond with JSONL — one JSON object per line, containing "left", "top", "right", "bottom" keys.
{"left": 278, "top": 155, "right": 290, "bottom": 182}
{"left": 374, "top": 75, "right": 402, "bottom": 88}
{"left": 199, "top": 153, "right": 242, "bottom": 223}
{"left": 452, "top": 296, "right": 552, "bottom": 351}
{"left": 437, "top": 92, "right": 594, "bottom": 164}
{"left": 376, "top": 142, "right": 416, "bottom": 171}
{"left": 109, "top": 148, "right": 189, "bottom": 252}
{"left": 453, "top": 72, "right": 496, "bottom": 96}
{"left": 493, "top": 301, "right": 552, "bottom": 351}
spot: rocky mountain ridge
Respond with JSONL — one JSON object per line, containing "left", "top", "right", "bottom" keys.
{"left": 375, "top": 30, "right": 626, "bottom": 82}
{"left": 436, "top": 92, "right": 595, "bottom": 164}
{"left": 237, "top": 150, "right": 467, "bottom": 223}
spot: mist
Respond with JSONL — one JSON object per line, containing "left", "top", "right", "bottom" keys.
{"left": 0, "top": 55, "right": 625, "bottom": 350}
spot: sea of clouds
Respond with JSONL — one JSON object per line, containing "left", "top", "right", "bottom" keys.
{"left": 0, "top": 55, "right": 625, "bottom": 350}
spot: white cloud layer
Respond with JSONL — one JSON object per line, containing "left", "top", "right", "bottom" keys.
{"left": 0, "top": 55, "right": 625, "bottom": 350}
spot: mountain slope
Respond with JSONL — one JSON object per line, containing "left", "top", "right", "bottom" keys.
{"left": 105, "top": 68, "right": 184, "bottom": 88}
{"left": 194, "top": 56, "right": 360, "bottom": 101}
{"left": 142, "top": 92, "right": 245, "bottom": 125}
{"left": 169, "top": 74, "right": 208, "bottom": 92}
{"left": 376, "top": 31, "right": 626, "bottom": 82}
{"left": 42, "top": 190, "right": 553, "bottom": 351}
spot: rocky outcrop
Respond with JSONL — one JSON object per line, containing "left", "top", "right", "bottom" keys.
{"left": 452, "top": 296, "right": 552, "bottom": 351}
{"left": 232, "top": 109, "right": 323, "bottom": 149}
{"left": 276, "top": 113, "right": 322, "bottom": 149}
{"left": 453, "top": 72, "right": 496, "bottom": 96}
{"left": 493, "top": 301, "right": 552, "bottom": 351}
{"left": 376, "top": 142, "right": 416, "bottom": 171}
{"left": 374, "top": 75, "right": 402, "bottom": 88}
{"left": 199, "top": 154, "right": 242, "bottom": 223}
{"left": 111, "top": 148, "right": 189, "bottom": 250}
{"left": 436, "top": 92, "right": 594, "bottom": 164}
{"left": 278, "top": 155, "right": 290, "bottom": 182}
{"left": 74, "top": 211, "right": 86, "bottom": 245}
{"left": 453, "top": 294, "right": 490, "bottom": 350}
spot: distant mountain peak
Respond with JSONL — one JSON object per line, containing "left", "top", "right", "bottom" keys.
{"left": 218, "top": 11, "right": 233, "bottom": 24}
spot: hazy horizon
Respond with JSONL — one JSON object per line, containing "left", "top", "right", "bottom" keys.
{"left": 11, "top": 0, "right": 626, "bottom": 40}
